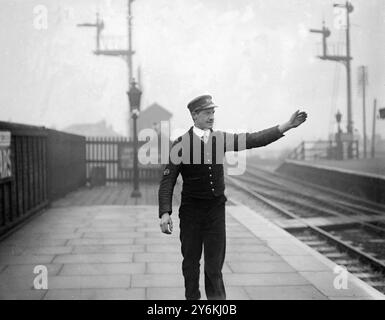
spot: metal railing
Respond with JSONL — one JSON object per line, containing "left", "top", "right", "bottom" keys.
{"left": 288, "top": 140, "right": 359, "bottom": 161}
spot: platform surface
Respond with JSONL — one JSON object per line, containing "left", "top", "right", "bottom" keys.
{"left": 1, "top": 194, "right": 383, "bottom": 300}
{"left": 292, "top": 158, "right": 385, "bottom": 179}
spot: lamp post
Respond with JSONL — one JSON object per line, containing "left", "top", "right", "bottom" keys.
{"left": 127, "top": 80, "right": 142, "bottom": 198}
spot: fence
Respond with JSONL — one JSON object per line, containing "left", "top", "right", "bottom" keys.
{"left": 0, "top": 121, "right": 86, "bottom": 237}
{"left": 287, "top": 140, "right": 359, "bottom": 161}
{"left": 86, "top": 137, "right": 163, "bottom": 184}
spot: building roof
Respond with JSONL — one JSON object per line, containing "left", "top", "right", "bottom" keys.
{"left": 134, "top": 103, "right": 173, "bottom": 136}
{"left": 140, "top": 103, "right": 172, "bottom": 120}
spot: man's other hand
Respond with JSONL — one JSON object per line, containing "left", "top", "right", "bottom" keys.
{"left": 289, "top": 110, "right": 307, "bottom": 128}
{"left": 160, "top": 213, "right": 173, "bottom": 234}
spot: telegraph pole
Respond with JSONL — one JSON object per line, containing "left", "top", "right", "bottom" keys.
{"left": 78, "top": 0, "right": 136, "bottom": 138}
{"left": 358, "top": 66, "right": 368, "bottom": 158}
{"left": 344, "top": 1, "right": 353, "bottom": 143}
{"left": 371, "top": 99, "right": 377, "bottom": 159}
{"left": 310, "top": 1, "right": 355, "bottom": 159}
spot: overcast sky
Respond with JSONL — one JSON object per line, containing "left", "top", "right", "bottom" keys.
{"left": 0, "top": 0, "right": 384, "bottom": 151}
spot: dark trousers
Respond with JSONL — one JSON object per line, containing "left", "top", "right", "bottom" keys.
{"left": 178, "top": 195, "right": 227, "bottom": 300}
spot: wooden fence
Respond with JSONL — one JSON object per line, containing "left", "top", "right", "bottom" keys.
{"left": 0, "top": 121, "right": 86, "bottom": 237}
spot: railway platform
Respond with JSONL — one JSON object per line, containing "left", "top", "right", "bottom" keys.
{"left": 276, "top": 158, "right": 385, "bottom": 205}
{"left": 286, "top": 158, "right": 385, "bottom": 178}
{"left": 0, "top": 185, "right": 383, "bottom": 300}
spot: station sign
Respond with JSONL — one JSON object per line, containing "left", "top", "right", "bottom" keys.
{"left": 0, "top": 131, "right": 12, "bottom": 179}
{"left": 118, "top": 143, "right": 133, "bottom": 169}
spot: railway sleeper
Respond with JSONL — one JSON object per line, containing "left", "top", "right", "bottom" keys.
{"left": 347, "top": 265, "right": 375, "bottom": 273}
{"left": 330, "top": 258, "right": 360, "bottom": 266}
{"left": 324, "top": 252, "right": 350, "bottom": 259}
{"left": 295, "top": 235, "right": 319, "bottom": 241}
{"left": 312, "top": 246, "right": 336, "bottom": 254}
{"left": 352, "top": 272, "right": 382, "bottom": 280}
{"left": 364, "top": 281, "right": 385, "bottom": 288}
{"left": 303, "top": 240, "right": 329, "bottom": 246}
{"left": 368, "top": 239, "right": 385, "bottom": 244}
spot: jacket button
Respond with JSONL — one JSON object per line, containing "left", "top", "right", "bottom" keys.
{"left": 209, "top": 167, "right": 212, "bottom": 170}
{"left": 210, "top": 181, "right": 213, "bottom": 184}
{"left": 211, "top": 188, "right": 215, "bottom": 191}
{"left": 209, "top": 174, "right": 212, "bottom": 177}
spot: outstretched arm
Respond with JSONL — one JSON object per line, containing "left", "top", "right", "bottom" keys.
{"left": 223, "top": 110, "right": 307, "bottom": 152}
{"left": 223, "top": 126, "right": 284, "bottom": 152}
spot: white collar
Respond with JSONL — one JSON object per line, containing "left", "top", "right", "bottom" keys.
{"left": 193, "top": 126, "right": 210, "bottom": 138}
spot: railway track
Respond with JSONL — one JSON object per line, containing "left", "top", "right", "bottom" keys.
{"left": 247, "top": 162, "right": 385, "bottom": 214}
{"left": 233, "top": 173, "right": 385, "bottom": 236}
{"left": 241, "top": 164, "right": 385, "bottom": 227}
{"left": 225, "top": 165, "right": 385, "bottom": 294}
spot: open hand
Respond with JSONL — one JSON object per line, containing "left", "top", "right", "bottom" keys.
{"left": 288, "top": 110, "right": 307, "bottom": 128}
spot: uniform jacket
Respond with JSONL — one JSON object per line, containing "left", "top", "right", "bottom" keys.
{"left": 158, "top": 125, "right": 284, "bottom": 218}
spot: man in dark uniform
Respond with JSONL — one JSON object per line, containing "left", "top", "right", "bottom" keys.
{"left": 158, "top": 95, "right": 307, "bottom": 300}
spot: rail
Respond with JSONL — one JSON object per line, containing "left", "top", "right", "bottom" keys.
{"left": 287, "top": 140, "right": 359, "bottom": 161}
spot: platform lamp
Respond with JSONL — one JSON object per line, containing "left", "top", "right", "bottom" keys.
{"left": 335, "top": 110, "right": 343, "bottom": 160}
{"left": 127, "top": 79, "right": 142, "bottom": 198}
{"left": 335, "top": 110, "right": 342, "bottom": 135}
{"left": 379, "top": 108, "right": 385, "bottom": 120}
